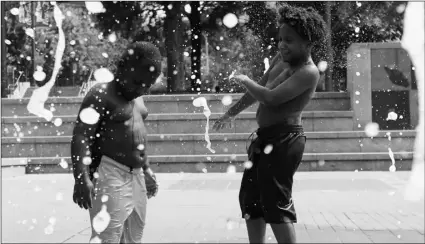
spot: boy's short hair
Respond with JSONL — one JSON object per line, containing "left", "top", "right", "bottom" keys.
{"left": 117, "top": 41, "right": 162, "bottom": 81}
{"left": 277, "top": 3, "right": 328, "bottom": 46}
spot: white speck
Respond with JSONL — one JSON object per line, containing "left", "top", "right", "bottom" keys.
{"left": 221, "top": 95, "right": 233, "bottom": 106}
{"left": 244, "top": 161, "right": 253, "bottom": 169}
{"left": 93, "top": 172, "right": 100, "bottom": 179}
{"left": 364, "top": 122, "right": 379, "bottom": 137}
{"left": 355, "top": 27, "right": 360, "bottom": 33}
{"left": 70, "top": 40, "right": 76, "bottom": 45}
{"left": 33, "top": 70, "right": 46, "bottom": 82}
{"left": 397, "top": 235, "right": 401, "bottom": 239}
{"left": 53, "top": 118, "right": 63, "bottom": 127}
{"left": 102, "top": 53, "right": 109, "bottom": 58}
{"left": 49, "top": 217, "right": 56, "bottom": 225}
{"left": 44, "top": 224, "right": 54, "bottom": 235}
{"left": 4, "top": 39, "right": 11, "bottom": 45}
{"left": 79, "top": 107, "right": 100, "bottom": 125}
{"left": 101, "top": 195, "right": 109, "bottom": 203}
{"left": 355, "top": 100, "right": 359, "bottom": 104}
{"left": 354, "top": 170, "right": 359, "bottom": 172}
{"left": 355, "top": 91, "right": 360, "bottom": 95}
{"left": 226, "top": 165, "right": 236, "bottom": 174}
{"left": 318, "top": 160, "right": 325, "bottom": 166}
{"left": 25, "top": 28, "right": 34, "bottom": 39}
{"left": 59, "top": 159, "right": 68, "bottom": 169}
{"left": 386, "top": 111, "right": 398, "bottom": 121}
{"left": 184, "top": 51, "right": 189, "bottom": 57}
{"left": 202, "top": 168, "right": 208, "bottom": 173}
{"left": 264, "top": 144, "right": 273, "bottom": 154}
{"left": 85, "top": 2, "right": 105, "bottom": 14}
{"left": 94, "top": 68, "right": 114, "bottom": 83}
{"left": 10, "top": 8, "right": 20, "bottom": 15}
{"left": 82, "top": 156, "right": 92, "bottom": 165}
{"left": 357, "top": 54, "right": 361, "bottom": 57}
{"left": 396, "top": 4, "right": 406, "bottom": 14}
{"left": 92, "top": 205, "right": 111, "bottom": 233}
{"left": 35, "top": 186, "right": 42, "bottom": 192}
{"left": 206, "top": 157, "right": 212, "bottom": 161}
{"left": 137, "top": 144, "right": 145, "bottom": 151}
{"left": 317, "top": 61, "right": 328, "bottom": 72}
{"left": 356, "top": 72, "right": 360, "bottom": 76}
{"left": 108, "top": 33, "right": 117, "bottom": 43}
{"left": 389, "top": 165, "right": 396, "bottom": 172}
{"left": 223, "top": 13, "right": 238, "bottom": 28}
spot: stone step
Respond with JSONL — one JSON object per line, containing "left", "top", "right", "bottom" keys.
{"left": 3, "top": 152, "right": 413, "bottom": 174}
{"left": 1, "top": 111, "right": 355, "bottom": 137}
{"left": 1, "top": 131, "right": 415, "bottom": 158}
{"left": 1, "top": 92, "right": 350, "bottom": 117}
{"left": 23, "top": 86, "right": 80, "bottom": 98}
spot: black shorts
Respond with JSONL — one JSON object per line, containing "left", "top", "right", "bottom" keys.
{"left": 239, "top": 124, "right": 306, "bottom": 224}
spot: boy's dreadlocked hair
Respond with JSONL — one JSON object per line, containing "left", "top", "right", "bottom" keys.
{"left": 277, "top": 3, "right": 328, "bottom": 48}
{"left": 116, "top": 41, "right": 162, "bottom": 81}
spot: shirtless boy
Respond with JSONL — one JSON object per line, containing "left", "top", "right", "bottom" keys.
{"left": 213, "top": 4, "right": 328, "bottom": 243}
{"left": 71, "top": 42, "right": 161, "bottom": 243}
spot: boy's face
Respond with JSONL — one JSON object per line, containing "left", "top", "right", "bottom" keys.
{"left": 278, "top": 24, "right": 310, "bottom": 64}
{"left": 119, "top": 65, "right": 161, "bottom": 100}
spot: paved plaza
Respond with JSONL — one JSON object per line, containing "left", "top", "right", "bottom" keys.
{"left": 1, "top": 167, "right": 424, "bottom": 243}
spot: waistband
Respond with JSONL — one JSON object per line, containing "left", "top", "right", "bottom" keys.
{"left": 101, "top": 155, "right": 144, "bottom": 174}
{"left": 256, "top": 123, "right": 303, "bottom": 138}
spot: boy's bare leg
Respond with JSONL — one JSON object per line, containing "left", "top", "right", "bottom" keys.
{"left": 271, "top": 222, "right": 297, "bottom": 243}
{"left": 246, "top": 218, "right": 267, "bottom": 243}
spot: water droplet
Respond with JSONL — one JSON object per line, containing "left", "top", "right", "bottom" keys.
{"left": 44, "top": 224, "right": 54, "bottom": 235}
{"left": 108, "top": 33, "right": 117, "bottom": 43}
{"left": 79, "top": 107, "right": 100, "bottom": 125}
{"left": 356, "top": 72, "right": 361, "bottom": 76}
{"left": 244, "top": 161, "right": 253, "bottom": 169}
{"left": 184, "top": 51, "right": 189, "bottom": 57}
{"left": 137, "top": 144, "right": 145, "bottom": 151}
{"left": 221, "top": 95, "right": 233, "bottom": 106}
{"left": 53, "top": 118, "right": 63, "bottom": 127}
{"left": 49, "top": 217, "right": 56, "bottom": 225}
{"left": 223, "top": 13, "right": 238, "bottom": 28}
{"left": 70, "top": 40, "right": 76, "bottom": 45}
{"left": 364, "top": 122, "right": 379, "bottom": 137}
{"left": 92, "top": 205, "right": 111, "bottom": 233}
{"left": 59, "top": 159, "right": 68, "bottom": 169}
{"left": 386, "top": 111, "right": 398, "bottom": 121}
{"left": 10, "top": 8, "right": 20, "bottom": 15}
{"left": 101, "top": 195, "right": 109, "bottom": 203}
{"left": 102, "top": 53, "right": 109, "bottom": 58}
{"left": 226, "top": 165, "right": 236, "bottom": 174}
{"left": 83, "top": 156, "right": 92, "bottom": 166}
{"left": 93, "top": 172, "right": 100, "bottom": 179}
{"left": 85, "top": 2, "right": 105, "bottom": 14}
{"left": 25, "top": 28, "right": 34, "bottom": 39}
{"left": 264, "top": 144, "right": 273, "bottom": 154}
{"left": 318, "top": 160, "right": 325, "bottom": 166}
{"left": 5, "top": 39, "right": 11, "bottom": 45}
{"left": 355, "top": 91, "right": 360, "bottom": 95}
{"left": 317, "top": 61, "right": 328, "bottom": 72}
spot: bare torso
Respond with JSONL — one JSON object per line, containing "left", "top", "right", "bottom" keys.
{"left": 94, "top": 85, "right": 149, "bottom": 169}
{"left": 256, "top": 59, "right": 317, "bottom": 128}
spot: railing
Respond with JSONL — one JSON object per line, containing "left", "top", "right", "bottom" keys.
{"left": 78, "top": 70, "right": 94, "bottom": 97}
{"left": 7, "top": 71, "right": 24, "bottom": 98}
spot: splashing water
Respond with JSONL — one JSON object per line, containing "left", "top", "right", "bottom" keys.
{"left": 59, "top": 158, "right": 68, "bottom": 169}
{"left": 92, "top": 205, "right": 111, "bottom": 233}
{"left": 101, "top": 195, "right": 109, "bottom": 203}
{"left": 27, "top": 4, "right": 65, "bottom": 122}
{"left": 388, "top": 148, "right": 396, "bottom": 172}
{"left": 401, "top": 2, "right": 425, "bottom": 201}
{"left": 364, "top": 122, "right": 380, "bottom": 137}
{"left": 263, "top": 58, "right": 270, "bottom": 74}
{"left": 228, "top": 70, "right": 236, "bottom": 81}
{"left": 33, "top": 66, "right": 46, "bottom": 82}
{"left": 53, "top": 118, "right": 62, "bottom": 127}
{"left": 193, "top": 97, "right": 215, "bottom": 153}
{"left": 223, "top": 13, "right": 238, "bottom": 28}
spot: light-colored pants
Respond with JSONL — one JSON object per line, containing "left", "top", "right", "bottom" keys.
{"left": 89, "top": 155, "right": 147, "bottom": 243}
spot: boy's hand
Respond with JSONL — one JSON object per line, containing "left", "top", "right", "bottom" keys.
{"left": 231, "top": 74, "right": 251, "bottom": 84}
{"left": 73, "top": 176, "right": 95, "bottom": 209}
{"left": 144, "top": 168, "right": 159, "bottom": 198}
{"left": 213, "top": 114, "right": 233, "bottom": 131}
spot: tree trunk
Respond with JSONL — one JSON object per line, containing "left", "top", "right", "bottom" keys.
{"left": 164, "top": 2, "right": 185, "bottom": 92}
{"left": 189, "top": 1, "right": 201, "bottom": 92}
